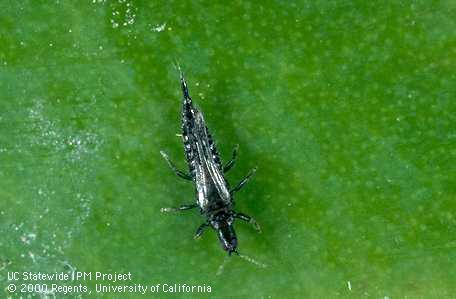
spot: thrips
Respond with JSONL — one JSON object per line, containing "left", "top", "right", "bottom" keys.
{"left": 160, "top": 68, "right": 261, "bottom": 256}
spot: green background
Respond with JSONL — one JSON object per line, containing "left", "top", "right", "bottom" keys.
{"left": 1, "top": 1, "right": 455, "bottom": 298}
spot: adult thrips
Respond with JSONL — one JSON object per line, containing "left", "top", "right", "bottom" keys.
{"left": 160, "top": 68, "right": 261, "bottom": 256}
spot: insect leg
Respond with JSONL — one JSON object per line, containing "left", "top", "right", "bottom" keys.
{"left": 230, "top": 167, "right": 257, "bottom": 194}
{"left": 234, "top": 212, "right": 261, "bottom": 232}
{"left": 223, "top": 144, "right": 239, "bottom": 173}
{"left": 160, "top": 150, "right": 192, "bottom": 181}
{"left": 194, "top": 222, "right": 209, "bottom": 239}
{"left": 160, "top": 203, "right": 198, "bottom": 213}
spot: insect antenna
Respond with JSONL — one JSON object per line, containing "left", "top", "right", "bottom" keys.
{"left": 216, "top": 255, "right": 230, "bottom": 276}
{"left": 235, "top": 251, "right": 268, "bottom": 269}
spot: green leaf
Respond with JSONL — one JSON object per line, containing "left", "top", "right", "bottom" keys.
{"left": 1, "top": 1, "right": 455, "bottom": 298}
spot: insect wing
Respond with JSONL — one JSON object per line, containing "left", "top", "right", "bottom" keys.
{"left": 194, "top": 111, "right": 231, "bottom": 203}
{"left": 194, "top": 157, "right": 211, "bottom": 209}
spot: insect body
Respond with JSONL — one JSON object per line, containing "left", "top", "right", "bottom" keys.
{"left": 160, "top": 70, "right": 260, "bottom": 255}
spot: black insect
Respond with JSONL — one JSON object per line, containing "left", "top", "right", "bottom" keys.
{"left": 160, "top": 69, "right": 260, "bottom": 256}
